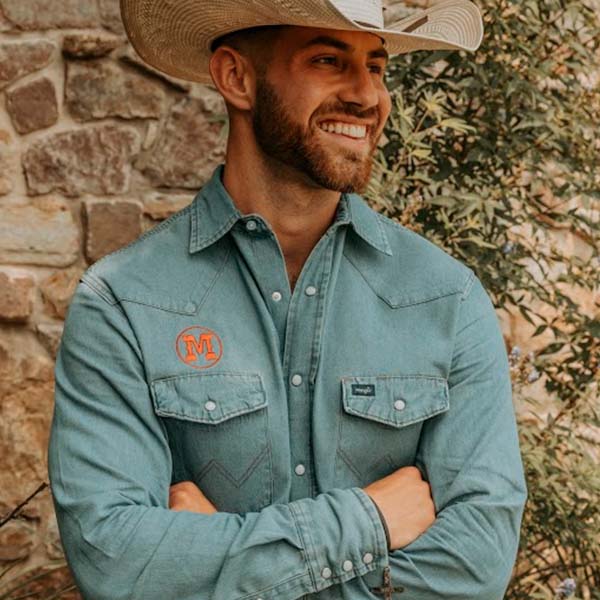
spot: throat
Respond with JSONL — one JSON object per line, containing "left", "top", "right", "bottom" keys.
{"left": 287, "top": 267, "right": 300, "bottom": 294}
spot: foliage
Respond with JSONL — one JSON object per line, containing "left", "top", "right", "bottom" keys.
{"left": 366, "top": 0, "right": 600, "bottom": 597}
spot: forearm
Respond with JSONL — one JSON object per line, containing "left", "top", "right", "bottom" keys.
{"left": 365, "top": 492, "right": 525, "bottom": 599}
{"left": 294, "top": 483, "right": 525, "bottom": 600}
{"left": 50, "top": 484, "right": 388, "bottom": 600}
{"left": 48, "top": 281, "right": 390, "bottom": 600}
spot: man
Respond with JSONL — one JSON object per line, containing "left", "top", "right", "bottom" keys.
{"left": 47, "top": 0, "right": 528, "bottom": 598}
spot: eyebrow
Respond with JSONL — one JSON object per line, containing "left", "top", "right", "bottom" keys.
{"left": 300, "top": 35, "right": 389, "bottom": 61}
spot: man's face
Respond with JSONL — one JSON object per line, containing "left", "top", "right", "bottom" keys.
{"left": 251, "top": 27, "right": 392, "bottom": 194}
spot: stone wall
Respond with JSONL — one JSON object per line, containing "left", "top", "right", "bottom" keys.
{"left": 0, "top": 0, "right": 596, "bottom": 596}
{"left": 0, "top": 0, "right": 227, "bottom": 592}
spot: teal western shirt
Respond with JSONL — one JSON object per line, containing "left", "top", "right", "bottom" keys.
{"left": 48, "top": 164, "right": 527, "bottom": 599}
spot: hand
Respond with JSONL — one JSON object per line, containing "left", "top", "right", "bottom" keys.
{"left": 169, "top": 480, "right": 218, "bottom": 514}
{"left": 363, "top": 465, "right": 436, "bottom": 550}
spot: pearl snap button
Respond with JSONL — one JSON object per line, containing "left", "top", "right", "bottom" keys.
{"left": 321, "top": 567, "right": 332, "bottom": 579}
{"left": 342, "top": 559, "right": 353, "bottom": 572}
{"left": 272, "top": 291, "right": 282, "bottom": 302}
{"left": 362, "top": 552, "right": 373, "bottom": 564}
{"left": 305, "top": 285, "right": 317, "bottom": 296}
{"left": 291, "top": 374, "right": 303, "bottom": 386}
{"left": 246, "top": 219, "right": 258, "bottom": 231}
{"left": 394, "top": 399, "right": 406, "bottom": 411}
{"left": 294, "top": 463, "right": 305, "bottom": 476}
{"left": 204, "top": 400, "right": 216, "bottom": 411}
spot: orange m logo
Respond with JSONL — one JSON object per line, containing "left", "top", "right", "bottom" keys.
{"left": 182, "top": 333, "right": 217, "bottom": 363}
{"left": 175, "top": 325, "right": 223, "bottom": 370}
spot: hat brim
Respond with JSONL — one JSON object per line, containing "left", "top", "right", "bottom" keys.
{"left": 119, "top": 0, "right": 483, "bottom": 85}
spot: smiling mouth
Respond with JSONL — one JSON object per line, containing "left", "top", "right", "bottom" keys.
{"left": 317, "top": 120, "right": 370, "bottom": 140}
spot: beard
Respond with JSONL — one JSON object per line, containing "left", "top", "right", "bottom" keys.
{"left": 252, "top": 76, "right": 380, "bottom": 194}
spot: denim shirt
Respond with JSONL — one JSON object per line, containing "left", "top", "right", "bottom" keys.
{"left": 48, "top": 164, "right": 527, "bottom": 600}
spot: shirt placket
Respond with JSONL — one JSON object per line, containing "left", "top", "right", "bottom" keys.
{"left": 281, "top": 228, "right": 335, "bottom": 500}
{"left": 230, "top": 204, "right": 351, "bottom": 502}
{"left": 229, "top": 215, "right": 292, "bottom": 359}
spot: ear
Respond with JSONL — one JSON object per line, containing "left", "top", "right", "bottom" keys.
{"left": 208, "top": 46, "right": 256, "bottom": 112}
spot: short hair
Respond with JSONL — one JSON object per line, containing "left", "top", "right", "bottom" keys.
{"left": 210, "top": 25, "right": 284, "bottom": 52}
{"left": 210, "top": 25, "right": 285, "bottom": 76}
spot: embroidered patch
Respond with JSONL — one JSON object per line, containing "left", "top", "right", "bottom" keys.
{"left": 351, "top": 383, "right": 376, "bottom": 397}
{"left": 175, "top": 326, "right": 223, "bottom": 370}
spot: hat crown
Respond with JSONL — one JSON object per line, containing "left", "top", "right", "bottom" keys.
{"left": 330, "top": 0, "right": 384, "bottom": 29}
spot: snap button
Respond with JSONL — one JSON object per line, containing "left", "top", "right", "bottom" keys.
{"left": 291, "top": 373, "right": 303, "bottom": 386}
{"left": 272, "top": 291, "right": 282, "bottom": 302}
{"left": 204, "top": 400, "right": 216, "bottom": 411}
{"left": 294, "top": 463, "right": 306, "bottom": 476}
{"left": 342, "top": 559, "right": 353, "bottom": 572}
{"left": 246, "top": 219, "right": 258, "bottom": 231}
{"left": 305, "top": 285, "right": 317, "bottom": 296}
{"left": 362, "top": 552, "right": 373, "bottom": 564}
{"left": 321, "top": 567, "right": 332, "bottom": 579}
{"left": 394, "top": 399, "right": 406, "bottom": 411}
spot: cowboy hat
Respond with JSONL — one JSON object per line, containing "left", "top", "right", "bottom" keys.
{"left": 119, "top": 0, "right": 484, "bottom": 85}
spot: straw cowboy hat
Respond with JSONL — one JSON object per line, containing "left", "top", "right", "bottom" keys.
{"left": 119, "top": 0, "right": 484, "bottom": 85}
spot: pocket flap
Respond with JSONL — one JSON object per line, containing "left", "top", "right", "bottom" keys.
{"left": 340, "top": 375, "right": 449, "bottom": 428}
{"left": 151, "top": 372, "right": 266, "bottom": 424}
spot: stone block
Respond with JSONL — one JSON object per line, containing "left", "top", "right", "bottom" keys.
{"left": 84, "top": 199, "right": 143, "bottom": 263}
{"left": 99, "top": 0, "right": 126, "bottom": 34}
{"left": 144, "top": 192, "right": 193, "bottom": 220}
{"left": 35, "top": 322, "right": 64, "bottom": 358}
{"left": 23, "top": 124, "right": 141, "bottom": 197}
{"left": 62, "top": 32, "right": 124, "bottom": 59}
{"left": 6, "top": 77, "right": 58, "bottom": 134}
{"left": 0, "top": 129, "right": 15, "bottom": 195}
{"left": 135, "top": 97, "right": 226, "bottom": 189}
{"left": 0, "top": 521, "right": 36, "bottom": 561}
{"left": 39, "top": 267, "right": 82, "bottom": 319}
{"left": 0, "top": 0, "right": 99, "bottom": 30}
{"left": 0, "top": 337, "right": 55, "bottom": 509}
{"left": 0, "top": 40, "right": 54, "bottom": 90}
{"left": 65, "top": 59, "right": 165, "bottom": 121}
{"left": 0, "top": 198, "right": 79, "bottom": 266}
{"left": 0, "top": 271, "right": 34, "bottom": 322}
{"left": 117, "top": 45, "right": 192, "bottom": 92}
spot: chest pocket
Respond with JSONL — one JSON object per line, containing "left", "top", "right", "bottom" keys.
{"left": 150, "top": 372, "right": 272, "bottom": 513}
{"left": 335, "top": 375, "right": 449, "bottom": 487}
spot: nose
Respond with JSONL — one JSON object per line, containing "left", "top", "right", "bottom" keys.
{"left": 337, "top": 63, "right": 380, "bottom": 110}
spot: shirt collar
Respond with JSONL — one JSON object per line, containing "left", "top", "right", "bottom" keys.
{"left": 189, "top": 164, "right": 392, "bottom": 256}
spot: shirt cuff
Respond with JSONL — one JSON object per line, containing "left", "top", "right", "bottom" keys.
{"left": 288, "top": 487, "right": 389, "bottom": 594}
{"left": 370, "top": 497, "right": 391, "bottom": 550}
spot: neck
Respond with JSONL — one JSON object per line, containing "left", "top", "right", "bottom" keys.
{"left": 222, "top": 128, "right": 342, "bottom": 266}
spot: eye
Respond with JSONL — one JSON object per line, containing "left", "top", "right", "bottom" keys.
{"left": 313, "top": 56, "right": 339, "bottom": 66}
{"left": 368, "top": 64, "right": 385, "bottom": 75}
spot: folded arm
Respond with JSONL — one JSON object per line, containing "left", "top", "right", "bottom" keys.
{"left": 351, "top": 273, "right": 529, "bottom": 599}
{"left": 47, "top": 277, "right": 390, "bottom": 600}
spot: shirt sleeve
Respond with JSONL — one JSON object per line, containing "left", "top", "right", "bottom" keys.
{"left": 47, "top": 277, "right": 389, "bottom": 600}
{"left": 350, "top": 272, "right": 528, "bottom": 599}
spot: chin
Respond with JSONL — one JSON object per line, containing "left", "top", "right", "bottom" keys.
{"left": 315, "top": 157, "right": 373, "bottom": 194}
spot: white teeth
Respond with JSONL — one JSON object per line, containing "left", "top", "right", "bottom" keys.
{"left": 319, "top": 121, "right": 367, "bottom": 139}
